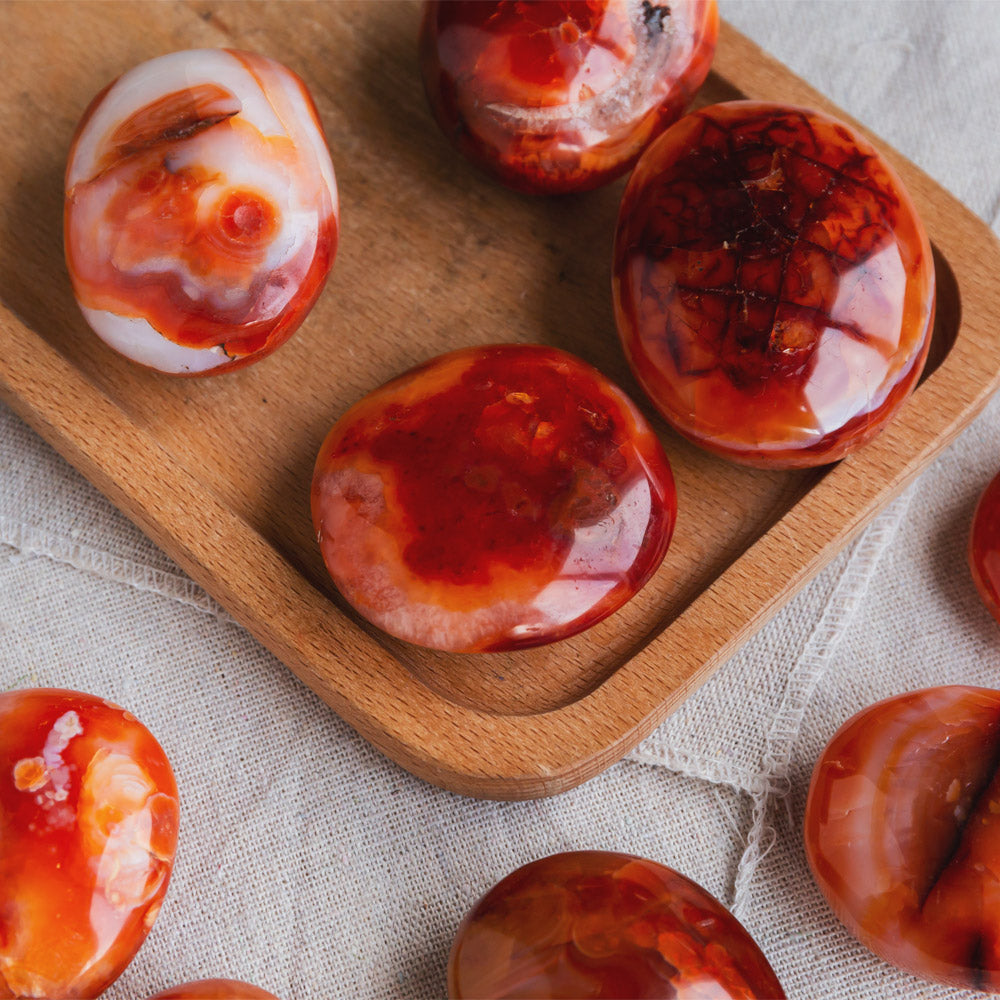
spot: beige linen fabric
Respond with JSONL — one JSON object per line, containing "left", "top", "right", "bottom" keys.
{"left": 2, "top": 2, "right": 999, "bottom": 998}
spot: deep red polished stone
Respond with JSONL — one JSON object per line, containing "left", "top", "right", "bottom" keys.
{"left": 0, "top": 689, "right": 179, "bottom": 999}
{"left": 448, "top": 851, "right": 786, "bottom": 999}
{"left": 419, "top": 0, "right": 718, "bottom": 194}
{"left": 613, "top": 101, "right": 936, "bottom": 468}
{"left": 805, "top": 686, "right": 1000, "bottom": 991}
{"left": 145, "top": 981, "right": 279, "bottom": 999}
{"left": 311, "top": 344, "right": 676, "bottom": 653}
{"left": 971, "top": 471, "right": 1000, "bottom": 624}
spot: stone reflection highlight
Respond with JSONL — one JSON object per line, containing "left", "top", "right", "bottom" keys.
{"left": 613, "top": 101, "right": 935, "bottom": 467}
{"left": 448, "top": 851, "right": 786, "bottom": 998}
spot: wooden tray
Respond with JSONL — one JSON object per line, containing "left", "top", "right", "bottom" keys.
{"left": 2, "top": 2, "right": 998, "bottom": 800}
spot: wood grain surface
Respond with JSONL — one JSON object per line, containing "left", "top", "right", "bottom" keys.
{"left": 1, "top": 1, "right": 998, "bottom": 798}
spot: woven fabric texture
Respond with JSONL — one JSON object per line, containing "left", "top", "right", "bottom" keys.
{"left": 2, "top": 2, "right": 1000, "bottom": 998}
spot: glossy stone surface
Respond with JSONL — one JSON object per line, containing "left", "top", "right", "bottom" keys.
{"left": 146, "top": 981, "right": 279, "bottom": 999}
{"left": 65, "top": 48, "right": 338, "bottom": 375}
{"left": 805, "top": 686, "right": 1000, "bottom": 991}
{"left": 613, "top": 101, "right": 936, "bottom": 468}
{"left": 448, "top": 851, "right": 786, "bottom": 998}
{"left": 0, "top": 689, "right": 179, "bottom": 999}
{"left": 971, "top": 471, "right": 1000, "bottom": 623}
{"left": 311, "top": 344, "right": 676, "bottom": 652}
{"left": 419, "top": 0, "right": 718, "bottom": 194}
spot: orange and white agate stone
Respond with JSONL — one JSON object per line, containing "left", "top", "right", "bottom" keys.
{"left": 0, "top": 689, "right": 179, "bottom": 999}
{"left": 64, "top": 48, "right": 338, "bottom": 375}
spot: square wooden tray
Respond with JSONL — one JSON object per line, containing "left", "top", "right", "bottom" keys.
{"left": 2, "top": 2, "right": 998, "bottom": 800}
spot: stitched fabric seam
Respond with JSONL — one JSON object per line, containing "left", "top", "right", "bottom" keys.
{"left": 0, "top": 515, "right": 232, "bottom": 622}
{"left": 626, "top": 745, "right": 768, "bottom": 796}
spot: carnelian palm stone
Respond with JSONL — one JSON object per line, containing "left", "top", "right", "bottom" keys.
{"left": 805, "top": 686, "right": 1000, "bottom": 991}
{"left": 971, "top": 470, "right": 1000, "bottom": 623}
{"left": 0, "top": 689, "right": 179, "bottom": 999}
{"left": 448, "top": 851, "right": 786, "bottom": 999}
{"left": 614, "top": 101, "right": 936, "bottom": 467}
{"left": 420, "top": 0, "right": 719, "bottom": 194}
{"left": 311, "top": 344, "right": 676, "bottom": 653}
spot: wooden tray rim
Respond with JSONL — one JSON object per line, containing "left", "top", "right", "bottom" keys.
{"left": 2, "top": 19, "right": 999, "bottom": 799}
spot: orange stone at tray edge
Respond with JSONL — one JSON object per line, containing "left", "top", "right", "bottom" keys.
{"left": 805, "top": 686, "right": 1000, "bottom": 991}
{"left": 971, "top": 470, "right": 1000, "bottom": 624}
{"left": 311, "top": 344, "right": 677, "bottom": 653}
{"left": 145, "top": 980, "right": 280, "bottom": 999}
{"left": 420, "top": 0, "right": 719, "bottom": 194}
{"left": 64, "top": 48, "right": 338, "bottom": 376}
{"left": 613, "top": 100, "right": 935, "bottom": 468}
{"left": 448, "top": 851, "right": 786, "bottom": 999}
{"left": 0, "top": 688, "right": 179, "bottom": 1000}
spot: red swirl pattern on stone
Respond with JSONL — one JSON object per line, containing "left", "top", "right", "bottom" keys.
{"left": 805, "top": 686, "right": 1000, "bottom": 991}
{"left": 420, "top": 0, "right": 718, "bottom": 194}
{"left": 613, "top": 101, "right": 936, "bottom": 467}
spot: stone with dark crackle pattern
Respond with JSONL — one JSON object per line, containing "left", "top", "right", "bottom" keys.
{"left": 311, "top": 344, "right": 676, "bottom": 653}
{"left": 971, "top": 472, "right": 1000, "bottom": 625}
{"left": 613, "top": 101, "right": 935, "bottom": 467}
{"left": 805, "top": 686, "right": 1000, "bottom": 991}
{"left": 419, "top": 0, "right": 718, "bottom": 194}
{"left": 448, "top": 851, "right": 786, "bottom": 998}
{"left": 0, "top": 689, "right": 179, "bottom": 999}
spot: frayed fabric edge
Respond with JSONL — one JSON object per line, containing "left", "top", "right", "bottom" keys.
{"left": 730, "top": 485, "right": 916, "bottom": 920}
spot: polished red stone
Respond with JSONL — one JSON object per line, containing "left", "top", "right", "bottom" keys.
{"left": 448, "top": 851, "right": 785, "bottom": 998}
{"left": 971, "top": 471, "right": 1000, "bottom": 624}
{"left": 805, "top": 686, "right": 1000, "bottom": 990}
{"left": 613, "top": 101, "right": 936, "bottom": 468}
{"left": 65, "top": 48, "right": 338, "bottom": 375}
{"left": 0, "top": 689, "right": 179, "bottom": 999}
{"left": 145, "top": 981, "right": 279, "bottom": 999}
{"left": 419, "top": 0, "right": 718, "bottom": 194}
{"left": 311, "top": 344, "right": 676, "bottom": 652}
